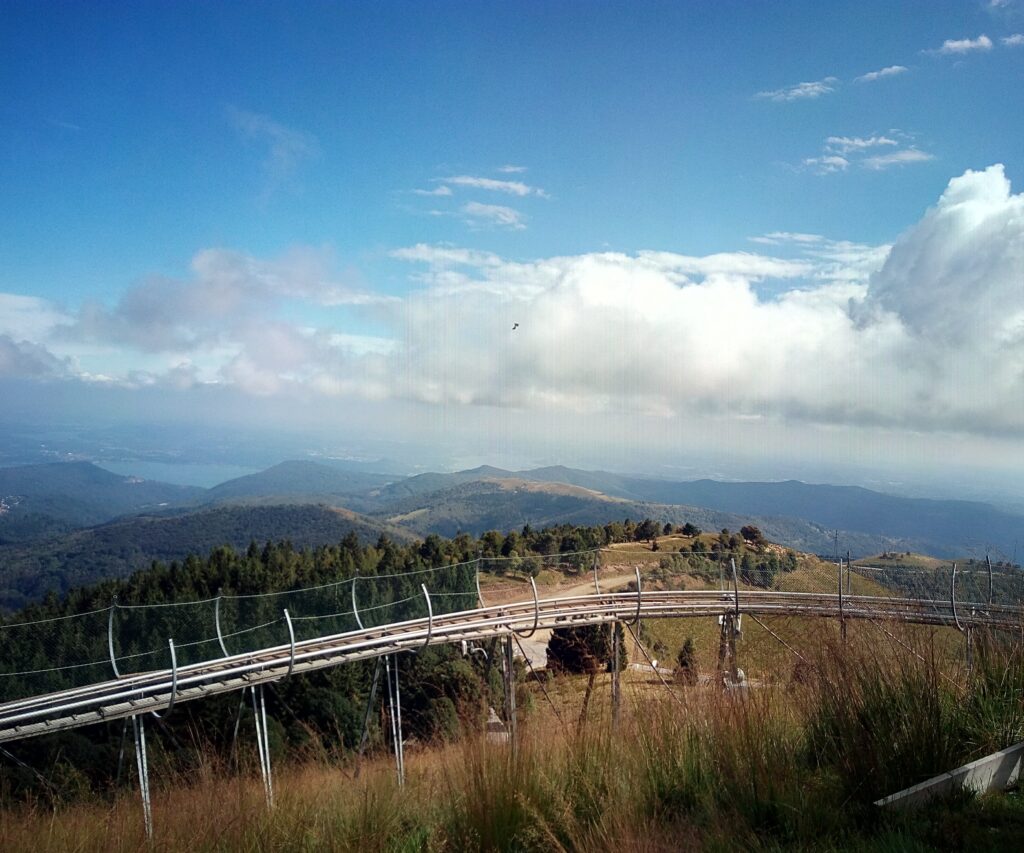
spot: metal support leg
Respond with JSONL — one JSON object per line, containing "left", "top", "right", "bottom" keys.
{"left": 252, "top": 685, "right": 273, "bottom": 807}
{"left": 115, "top": 717, "right": 129, "bottom": 787}
{"left": 355, "top": 657, "right": 383, "bottom": 778}
{"left": 728, "top": 616, "right": 739, "bottom": 685}
{"left": 966, "top": 625, "right": 974, "bottom": 676}
{"left": 503, "top": 634, "right": 517, "bottom": 745}
{"left": 610, "top": 622, "right": 621, "bottom": 729}
{"left": 717, "top": 614, "right": 739, "bottom": 687}
{"left": 131, "top": 715, "right": 153, "bottom": 842}
{"left": 385, "top": 656, "right": 404, "bottom": 786}
{"left": 393, "top": 657, "right": 405, "bottom": 784}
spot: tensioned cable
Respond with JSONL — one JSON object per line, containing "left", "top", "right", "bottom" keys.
{"left": 0, "top": 605, "right": 112, "bottom": 629}
{"left": 115, "top": 595, "right": 221, "bottom": 610}
{"left": 0, "top": 547, "right": 733, "bottom": 627}
{"left": 0, "top": 618, "right": 289, "bottom": 679}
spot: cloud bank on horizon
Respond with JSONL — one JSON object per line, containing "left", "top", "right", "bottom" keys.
{"left": 1, "top": 165, "right": 1022, "bottom": 442}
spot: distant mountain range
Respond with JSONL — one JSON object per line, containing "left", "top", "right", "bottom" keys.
{"left": 1, "top": 458, "right": 1021, "bottom": 610}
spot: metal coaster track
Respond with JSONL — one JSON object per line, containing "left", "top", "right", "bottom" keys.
{"left": 1, "top": 588, "right": 1020, "bottom": 744}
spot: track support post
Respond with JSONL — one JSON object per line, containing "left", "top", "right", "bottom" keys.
{"left": 355, "top": 657, "right": 383, "bottom": 778}
{"left": 503, "top": 633, "right": 517, "bottom": 746}
{"left": 385, "top": 655, "right": 405, "bottom": 786}
{"left": 610, "top": 621, "right": 621, "bottom": 729}
{"left": 252, "top": 684, "right": 274, "bottom": 807}
{"left": 131, "top": 715, "right": 153, "bottom": 842}
{"left": 717, "top": 613, "right": 740, "bottom": 688}
{"left": 838, "top": 558, "right": 847, "bottom": 643}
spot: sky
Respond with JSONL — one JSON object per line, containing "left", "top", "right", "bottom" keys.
{"left": 1, "top": 1, "right": 1023, "bottom": 496}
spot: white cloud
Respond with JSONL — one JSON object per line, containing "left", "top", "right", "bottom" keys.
{"left": 497, "top": 165, "right": 528, "bottom": 173}
{"left": 803, "top": 155, "right": 850, "bottom": 174}
{"left": 800, "top": 134, "right": 932, "bottom": 173}
{"left": 228, "top": 108, "right": 319, "bottom": 196}
{"left": 825, "top": 135, "right": 898, "bottom": 154}
{"left": 855, "top": 65, "right": 908, "bottom": 83}
{"left": 757, "top": 76, "right": 838, "bottom": 102}
{"left": 461, "top": 201, "right": 527, "bottom": 230}
{"left": 0, "top": 335, "right": 68, "bottom": 379}
{"left": 1003, "top": 34, "right": 1024, "bottom": 46}
{"left": 390, "top": 244, "right": 504, "bottom": 268}
{"left": 385, "top": 167, "right": 1024, "bottom": 435}
{"left": 443, "top": 175, "right": 548, "bottom": 197}
{"left": 6, "top": 167, "right": 1023, "bottom": 442}
{"left": 0, "top": 294, "right": 71, "bottom": 340}
{"left": 930, "top": 35, "right": 994, "bottom": 55}
{"left": 862, "top": 149, "right": 935, "bottom": 170}
{"left": 413, "top": 185, "right": 453, "bottom": 196}
{"left": 749, "top": 232, "right": 825, "bottom": 246}
{"left": 60, "top": 246, "right": 391, "bottom": 354}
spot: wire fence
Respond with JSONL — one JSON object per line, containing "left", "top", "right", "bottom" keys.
{"left": 0, "top": 547, "right": 1021, "bottom": 704}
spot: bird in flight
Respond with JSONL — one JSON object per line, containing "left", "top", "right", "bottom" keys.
{"left": 512, "top": 323, "right": 519, "bottom": 330}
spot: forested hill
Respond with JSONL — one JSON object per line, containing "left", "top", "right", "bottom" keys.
{"left": 203, "top": 460, "right": 395, "bottom": 504}
{"left": 0, "top": 462, "right": 203, "bottom": 541}
{"left": 0, "top": 503, "right": 413, "bottom": 612}
{"left": 374, "top": 478, "right": 897, "bottom": 556}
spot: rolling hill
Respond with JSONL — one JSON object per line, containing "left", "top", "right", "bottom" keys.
{"left": 372, "top": 477, "right": 892, "bottom": 555}
{"left": 0, "top": 503, "right": 413, "bottom": 612}
{"left": 0, "top": 462, "right": 203, "bottom": 542}
{"left": 203, "top": 460, "right": 395, "bottom": 504}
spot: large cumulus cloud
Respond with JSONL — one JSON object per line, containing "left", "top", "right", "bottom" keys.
{"left": 2, "top": 165, "right": 1022, "bottom": 440}
{"left": 387, "top": 165, "right": 1023, "bottom": 435}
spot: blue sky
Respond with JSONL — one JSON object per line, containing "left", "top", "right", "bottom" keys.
{"left": 2, "top": 1, "right": 1023, "bottom": 493}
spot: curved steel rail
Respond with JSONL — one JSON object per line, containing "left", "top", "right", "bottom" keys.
{"left": 0, "top": 588, "right": 1020, "bottom": 744}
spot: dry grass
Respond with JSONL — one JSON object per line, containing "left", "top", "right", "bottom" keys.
{"left": 3, "top": 623, "right": 1021, "bottom": 852}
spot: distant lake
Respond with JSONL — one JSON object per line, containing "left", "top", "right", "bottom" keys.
{"left": 97, "top": 462, "right": 260, "bottom": 488}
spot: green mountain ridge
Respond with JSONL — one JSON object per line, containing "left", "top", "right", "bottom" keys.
{"left": 0, "top": 503, "right": 413, "bottom": 612}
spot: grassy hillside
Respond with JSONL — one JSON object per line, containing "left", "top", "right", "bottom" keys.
{"left": 2, "top": 633, "right": 1021, "bottom": 852}
{"left": 373, "top": 478, "right": 888, "bottom": 556}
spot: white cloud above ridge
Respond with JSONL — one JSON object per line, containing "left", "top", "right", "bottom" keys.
{"left": 6, "top": 167, "right": 1023, "bottom": 440}
{"left": 855, "top": 65, "right": 908, "bottom": 82}
{"left": 757, "top": 76, "right": 838, "bottom": 101}
{"left": 384, "top": 168, "right": 1024, "bottom": 435}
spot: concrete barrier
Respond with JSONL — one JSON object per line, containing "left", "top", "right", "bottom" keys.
{"left": 875, "top": 741, "right": 1023, "bottom": 809}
